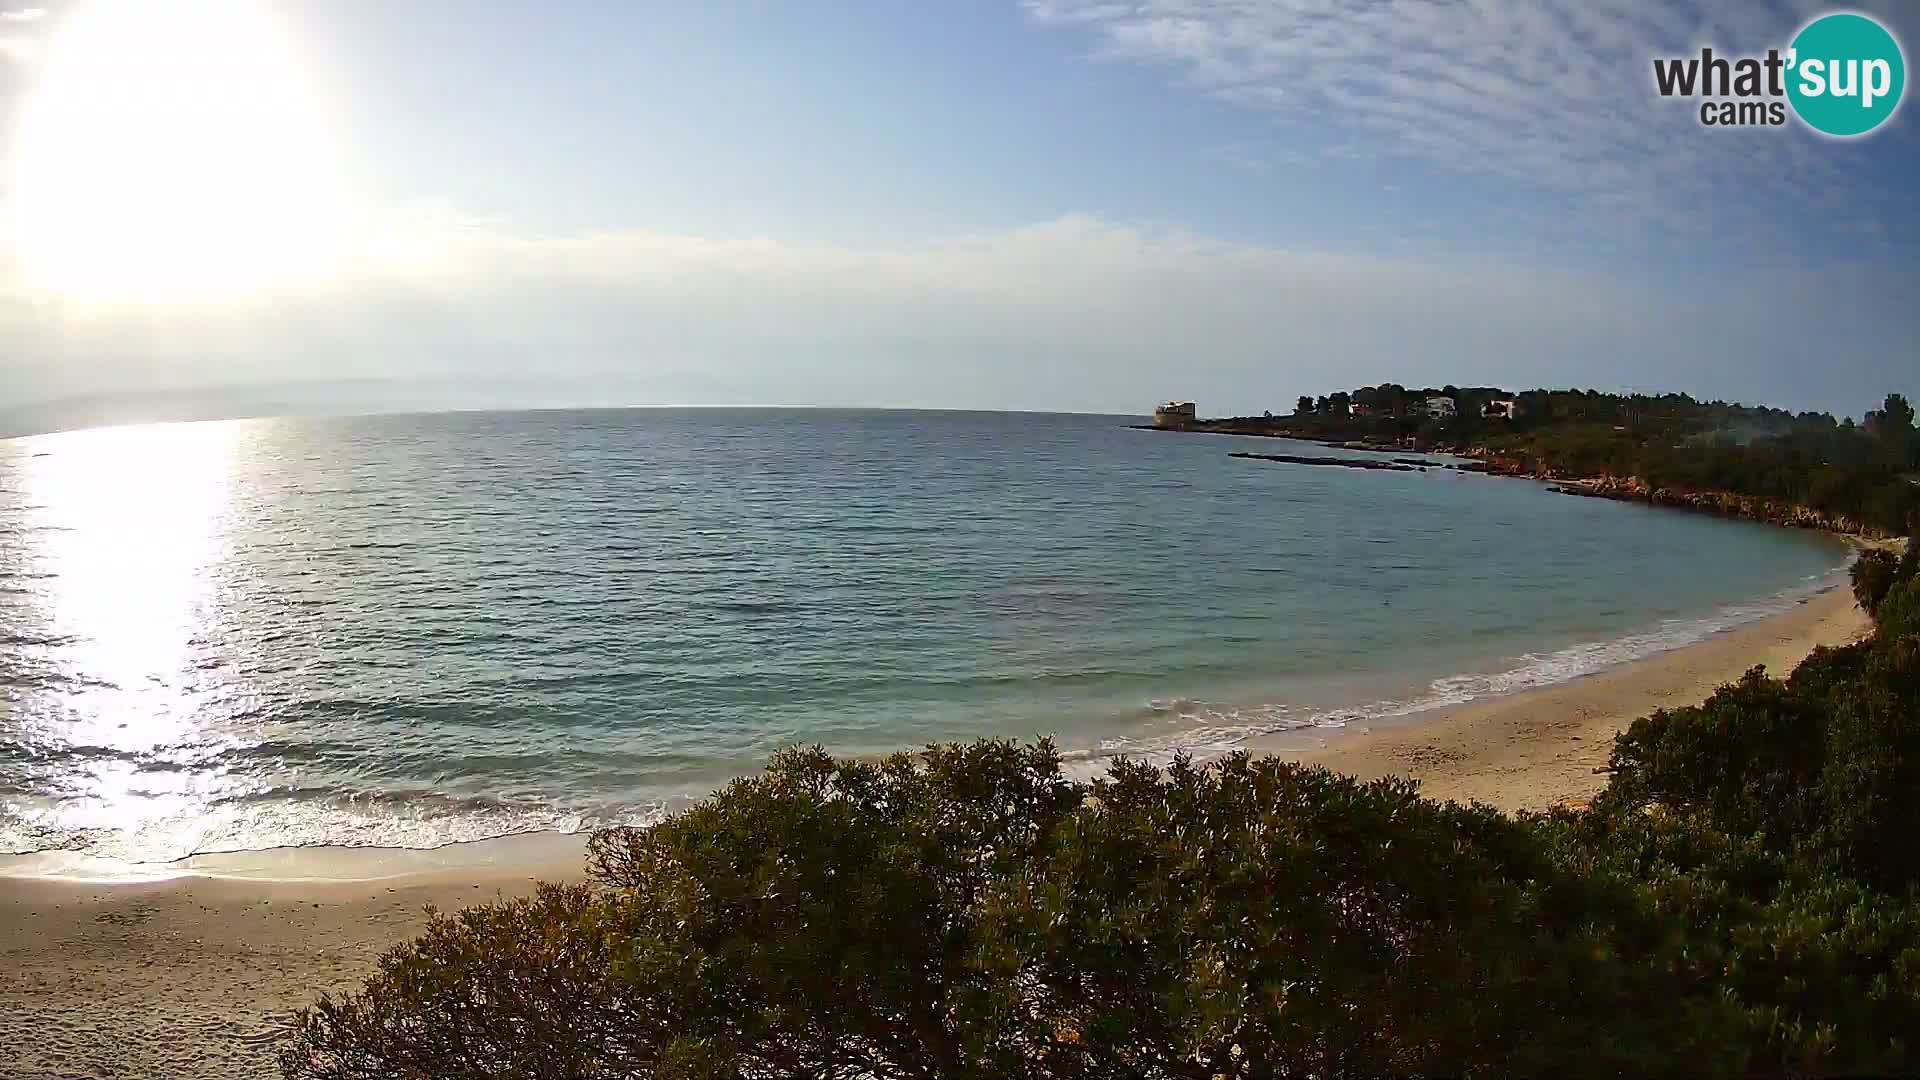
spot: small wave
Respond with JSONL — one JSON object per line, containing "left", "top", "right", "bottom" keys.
{"left": 1069, "top": 567, "right": 1848, "bottom": 776}
{"left": 0, "top": 788, "right": 669, "bottom": 865}
{"left": 0, "top": 670, "right": 120, "bottom": 692}
{"left": 709, "top": 600, "right": 803, "bottom": 615}
{"left": 0, "top": 632, "right": 76, "bottom": 648}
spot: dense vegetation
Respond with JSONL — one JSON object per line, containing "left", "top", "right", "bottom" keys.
{"left": 1266, "top": 387, "right": 1920, "bottom": 534}
{"left": 283, "top": 544, "right": 1920, "bottom": 1079}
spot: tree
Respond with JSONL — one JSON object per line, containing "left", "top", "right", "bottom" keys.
{"left": 1866, "top": 393, "right": 1920, "bottom": 473}
{"left": 285, "top": 741, "right": 1087, "bottom": 1080}
{"left": 1315, "top": 394, "right": 1330, "bottom": 415}
{"left": 1865, "top": 393, "right": 1915, "bottom": 438}
{"left": 1852, "top": 548, "right": 1901, "bottom": 616}
{"left": 1328, "top": 390, "right": 1352, "bottom": 417}
{"left": 1295, "top": 395, "right": 1314, "bottom": 416}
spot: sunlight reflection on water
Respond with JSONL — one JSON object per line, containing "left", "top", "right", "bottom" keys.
{"left": 8, "top": 422, "right": 246, "bottom": 844}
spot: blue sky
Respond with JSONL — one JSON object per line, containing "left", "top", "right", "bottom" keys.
{"left": 0, "top": 0, "right": 1915, "bottom": 425}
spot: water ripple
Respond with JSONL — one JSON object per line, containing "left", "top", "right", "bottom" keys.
{"left": 0, "top": 409, "right": 1852, "bottom": 862}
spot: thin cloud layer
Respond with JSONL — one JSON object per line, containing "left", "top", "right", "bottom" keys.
{"left": 1024, "top": 0, "right": 1914, "bottom": 250}
{"left": 1, "top": 212, "right": 1907, "bottom": 423}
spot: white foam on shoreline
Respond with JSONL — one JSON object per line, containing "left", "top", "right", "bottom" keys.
{"left": 1057, "top": 564, "right": 1850, "bottom": 778}
{"left": 1, "top": 560, "right": 1852, "bottom": 869}
{"left": 0, "top": 792, "right": 667, "bottom": 868}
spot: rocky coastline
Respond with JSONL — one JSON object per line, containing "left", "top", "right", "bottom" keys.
{"left": 1539, "top": 475, "right": 1877, "bottom": 535}
{"left": 1437, "top": 448, "right": 1883, "bottom": 536}
{"left": 1142, "top": 421, "right": 1891, "bottom": 538}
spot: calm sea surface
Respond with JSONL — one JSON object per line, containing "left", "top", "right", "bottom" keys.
{"left": 0, "top": 409, "right": 1849, "bottom": 863}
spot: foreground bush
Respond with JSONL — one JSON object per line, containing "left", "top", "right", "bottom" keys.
{"left": 1851, "top": 547, "right": 1901, "bottom": 615}
{"left": 280, "top": 884, "right": 643, "bottom": 1079}
{"left": 281, "top": 746, "right": 1764, "bottom": 1078}
{"left": 284, "top": 545, "right": 1920, "bottom": 1079}
{"left": 1603, "top": 539, "right": 1920, "bottom": 890}
{"left": 281, "top": 749, "right": 1916, "bottom": 1079}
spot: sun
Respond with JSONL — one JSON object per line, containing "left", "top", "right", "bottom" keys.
{"left": 10, "top": 0, "right": 355, "bottom": 304}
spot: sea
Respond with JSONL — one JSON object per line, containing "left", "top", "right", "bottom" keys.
{"left": 0, "top": 409, "right": 1851, "bottom": 866}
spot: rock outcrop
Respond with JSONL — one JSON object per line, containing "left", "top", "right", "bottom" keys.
{"left": 1443, "top": 447, "right": 1884, "bottom": 535}
{"left": 1543, "top": 476, "right": 1878, "bottom": 535}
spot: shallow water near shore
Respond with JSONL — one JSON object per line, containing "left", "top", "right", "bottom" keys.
{"left": 0, "top": 409, "right": 1849, "bottom": 864}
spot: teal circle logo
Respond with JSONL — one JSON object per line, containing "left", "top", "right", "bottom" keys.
{"left": 1787, "top": 12, "right": 1905, "bottom": 136}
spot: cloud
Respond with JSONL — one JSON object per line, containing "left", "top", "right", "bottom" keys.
{"left": 0, "top": 210, "right": 1910, "bottom": 423}
{"left": 1022, "top": 0, "right": 1916, "bottom": 249}
{"left": 0, "top": 4, "right": 49, "bottom": 101}
{"left": 0, "top": 4, "right": 44, "bottom": 56}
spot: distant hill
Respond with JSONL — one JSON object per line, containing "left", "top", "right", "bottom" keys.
{"left": 0, "top": 373, "right": 760, "bottom": 440}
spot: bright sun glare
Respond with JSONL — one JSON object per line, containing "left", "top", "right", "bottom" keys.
{"left": 11, "top": 0, "right": 353, "bottom": 304}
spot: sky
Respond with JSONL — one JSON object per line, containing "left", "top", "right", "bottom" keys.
{"left": 0, "top": 0, "right": 1915, "bottom": 430}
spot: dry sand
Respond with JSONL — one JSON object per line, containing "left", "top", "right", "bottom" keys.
{"left": 0, "top": 585, "right": 1872, "bottom": 1079}
{"left": 1277, "top": 583, "right": 1869, "bottom": 810}
{"left": 0, "top": 836, "right": 589, "bottom": 1080}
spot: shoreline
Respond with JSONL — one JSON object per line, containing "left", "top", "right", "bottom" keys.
{"left": 1273, "top": 582, "right": 1869, "bottom": 810}
{"left": 0, "top": 584, "right": 1875, "bottom": 1077}
{"left": 0, "top": 550, "right": 1861, "bottom": 885}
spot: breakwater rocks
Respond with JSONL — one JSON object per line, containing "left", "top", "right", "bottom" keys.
{"left": 1398, "top": 458, "right": 1489, "bottom": 472}
{"left": 1231, "top": 452, "right": 1416, "bottom": 471}
{"left": 1322, "top": 440, "right": 1406, "bottom": 453}
{"left": 1545, "top": 476, "right": 1877, "bottom": 535}
{"left": 1229, "top": 452, "right": 1487, "bottom": 474}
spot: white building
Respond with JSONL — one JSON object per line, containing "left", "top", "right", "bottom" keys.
{"left": 1481, "top": 398, "right": 1520, "bottom": 420}
{"left": 1425, "top": 395, "right": 1457, "bottom": 419}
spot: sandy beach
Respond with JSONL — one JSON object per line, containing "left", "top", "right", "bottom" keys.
{"left": 1284, "top": 583, "right": 1870, "bottom": 810}
{"left": 0, "top": 584, "right": 1871, "bottom": 1080}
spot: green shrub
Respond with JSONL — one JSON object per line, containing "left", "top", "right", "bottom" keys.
{"left": 1601, "top": 666, "right": 1827, "bottom": 847}
{"left": 583, "top": 739, "right": 1088, "bottom": 1079}
{"left": 1851, "top": 548, "right": 1901, "bottom": 616}
{"left": 277, "top": 883, "right": 641, "bottom": 1080}
{"left": 279, "top": 747, "right": 1776, "bottom": 1079}
{"left": 1876, "top": 577, "right": 1920, "bottom": 640}
{"left": 1811, "top": 652, "right": 1920, "bottom": 891}
{"left": 1719, "top": 877, "right": 1920, "bottom": 1073}
{"left": 966, "top": 756, "right": 1729, "bottom": 1079}
{"left": 285, "top": 741, "right": 1088, "bottom": 1080}
{"left": 1785, "top": 639, "right": 1871, "bottom": 700}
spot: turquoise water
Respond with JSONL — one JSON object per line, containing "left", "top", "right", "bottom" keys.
{"left": 0, "top": 409, "right": 1848, "bottom": 863}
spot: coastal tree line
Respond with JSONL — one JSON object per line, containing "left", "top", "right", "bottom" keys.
{"left": 282, "top": 541, "right": 1920, "bottom": 1078}
{"left": 1271, "top": 386, "right": 1920, "bottom": 535}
